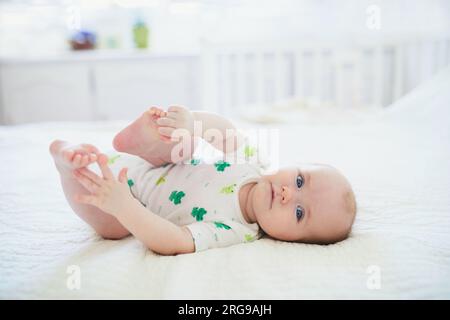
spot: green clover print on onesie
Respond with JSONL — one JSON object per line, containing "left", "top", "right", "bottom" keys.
{"left": 127, "top": 179, "right": 134, "bottom": 188}
{"left": 190, "top": 158, "right": 201, "bottom": 166}
{"left": 214, "top": 222, "right": 231, "bottom": 230}
{"left": 220, "top": 184, "right": 237, "bottom": 194}
{"left": 169, "top": 190, "right": 185, "bottom": 205}
{"left": 155, "top": 174, "right": 167, "bottom": 186}
{"left": 245, "top": 234, "right": 257, "bottom": 242}
{"left": 191, "top": 207, "right": 207, "bottom": 221}
{"left": 214, "top": 160, "right": 230, "bottom": 172}
{"left": 244, "top": 146, "right": 256, "bottom": 158}
{"left": 107, "top": 154, "right": 121, "bottom": 165}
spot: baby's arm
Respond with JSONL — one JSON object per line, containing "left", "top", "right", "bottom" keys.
{"left": 115, "top": 200, "right": 194, "bottom": 255}
{"left": 73, "top": 154, "right": 194, "bottom": 255}
{"left": 192, "top": 111, "right": 245, "bottom": 154}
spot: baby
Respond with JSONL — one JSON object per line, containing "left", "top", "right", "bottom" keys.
{"left": 49, "top": 106, "right": 356, "bottom": 255}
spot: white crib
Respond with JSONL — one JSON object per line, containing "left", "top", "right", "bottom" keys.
{"left": 200, "top": 37, "right": 450, "bottom": 115}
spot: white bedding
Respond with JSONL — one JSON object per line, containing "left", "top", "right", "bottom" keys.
{"left": 1, "top": 67, "right": 449, "bottom": 299}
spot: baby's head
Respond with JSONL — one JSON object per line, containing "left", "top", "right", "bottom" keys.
{"left": 252, "top": 164, "right": 356, "bottom": 244}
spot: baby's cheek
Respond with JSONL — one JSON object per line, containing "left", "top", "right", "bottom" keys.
{"left": 264, "top": 209, "right": 283, "bottom": 230}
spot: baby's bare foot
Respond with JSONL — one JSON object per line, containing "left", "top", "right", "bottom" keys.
{"left": 49, "top": 140, "right": 99, "bottom": 172}
{"left": 112, "top": 106, "right": 197, "bottom": 165}
{"left": 112, "top": 107, "right": 168, "bottom": 160}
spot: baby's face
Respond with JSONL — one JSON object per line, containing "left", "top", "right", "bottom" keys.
{"left": 251, "top": 164, "right": 354, "bottom": 243}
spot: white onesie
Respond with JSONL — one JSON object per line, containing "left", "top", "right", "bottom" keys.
{"left": 104, "top": 139, "right": 269, "bottom": 252}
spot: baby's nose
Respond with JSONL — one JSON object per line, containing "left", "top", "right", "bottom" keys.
{"left": 281, "top": 186, "right": 292, "bottom": 203}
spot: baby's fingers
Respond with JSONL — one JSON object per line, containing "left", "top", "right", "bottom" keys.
{"left": 156, "top": 117, "right": 176, "bottom": 127}
{"left": 77, "top": 167, "right": 103, "bottom": 185}
{"left": 73, "top": 154, "right": 83, "bottom": 167}
{"left": 118, "top": 167, "right": 128, "bottom": 184}
{"left": 73, "top": 171, "right": 98, "bottom": 193}
{"left": 74, "top": 194, "right": 99, "bottom": 207}
{"left": 97, "top": 154, "right": 114, "bottom": 180}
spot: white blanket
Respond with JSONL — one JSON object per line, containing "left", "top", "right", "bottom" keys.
{"left": 1, "top": 67, "right": 449, "bottom": 299}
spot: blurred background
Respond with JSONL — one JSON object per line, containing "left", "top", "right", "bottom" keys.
{"left": 0, "top": 0, "right": 449, "bottom": 124}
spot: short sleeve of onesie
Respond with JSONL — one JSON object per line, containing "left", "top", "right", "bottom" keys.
{"left": 185, "top": 219, "right": 260, "bottom": 252}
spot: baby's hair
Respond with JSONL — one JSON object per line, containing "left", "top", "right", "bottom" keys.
{"left": 321, "top": 170, "right": 357, "bottom": 244}
{"left": 300, "top": 190, "right": 356, "bottom": 245}
{"left": 344, "top": 187, "right": 357, "bottom": 226}
{"left": 339, "top": 186, "right": 357, "bottom": 241}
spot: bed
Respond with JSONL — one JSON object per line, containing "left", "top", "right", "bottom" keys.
{"left": 1, "top": 66, "right": 449, "bottom": 299}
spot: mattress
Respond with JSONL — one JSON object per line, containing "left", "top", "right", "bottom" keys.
{"left": 1, "top": 67, "right": 449, "bottom": 299}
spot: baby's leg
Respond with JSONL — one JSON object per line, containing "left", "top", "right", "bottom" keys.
{"left": 50, "top": 140, "right": 130, "bottom": 239}
{"left": 113, "top": 107, "right": 197, "bottom": 166}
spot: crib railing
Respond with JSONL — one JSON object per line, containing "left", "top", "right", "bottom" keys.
{"left": 200, "top": 37, "right": 450, "bottom": 115}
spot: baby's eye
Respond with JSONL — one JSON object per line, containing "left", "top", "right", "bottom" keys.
{"left": 296, "top": 206, "right": 304, "bottom": 221}
{"left": 296, "top": 175, "right": 304, "bottom": 188}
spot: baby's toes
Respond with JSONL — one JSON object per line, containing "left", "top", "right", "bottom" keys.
{"left": 81, "top": 144, "right": 99, "bottom": 154}
{"left": 89, "top": 153, "right": 97, "bottom": 162}
{"left": 82, "top": 153, "right": 97, "bottom": 167}
{"left": 79, "top": 154, "right": 90, "bottom": 167}
{"left": 73, "top": 154, "right": 82, "bottom": 167}
{"left": 62, "top": 149, "right": 75, "bottom": 162}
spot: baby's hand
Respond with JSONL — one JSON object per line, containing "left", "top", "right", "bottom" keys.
{"left": 155, "top": 105, "right": 194, "bottom": 143}
{"left": 73, "top": 154, "right": 136, "bottom": 217}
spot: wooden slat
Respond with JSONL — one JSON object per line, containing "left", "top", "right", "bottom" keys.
{"left": 200, "top": 49, "right": 218, "bottom": 112}
{"left": 294, "top": 49, "right": 304, "bottom": 99}
{"left": 352, "top": 50, "right": 364, "bottom": 108}
{"left": 393, "top": 44, "right": 404, "bottom": 101}
{"left": 334, "top": 49, "right": 345, "bottom": 108}
{"left": 313, "top": 48, "right": 323, "bottom": 105}
{"left": 273, "top": 50, "right": 284, "bottom": 102}
{"left": 254, "top": 52, "right": 265, "bottom": 105}
{"left": 217, "top": 53, "right": 227, "bottom": 114}
{"left": 235, "top": 51, "right": 245, "bottom": 108}
{"left": 372, "top": 46, "right": 384, "bottom": 107}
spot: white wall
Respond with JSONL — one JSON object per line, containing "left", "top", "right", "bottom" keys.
{"left": 0, "top": 0, "right": 449, "bottom": 56}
